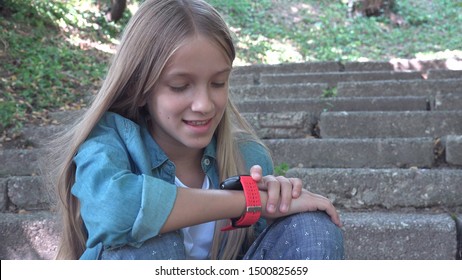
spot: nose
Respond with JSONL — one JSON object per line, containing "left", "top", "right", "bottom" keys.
{"left": 191, "top": 85, "right": 214, "bottom": 114}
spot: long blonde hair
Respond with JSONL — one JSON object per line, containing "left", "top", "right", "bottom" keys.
{"left": 50, "top": 0, "right": 266, "bottom": 260}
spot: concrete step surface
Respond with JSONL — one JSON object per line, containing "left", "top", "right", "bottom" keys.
{"left": 251, "top": 71, "right": 423, "bottom": 87}
{"left": 230, "top": 83, "right": 329, "bottom": 100}
{"left": 319, "top": 111, "right": 462, "bottom": 139}
{"left": 337, "top": 78, "right": 462, "bottom": 98}
{"left": 340, "top": 211, "right": 457, "bottom": 260}
{"left": 230, "top": 78, "right": 462, "bottom": 100}
{"left": 285, "top": 168, "right": 462, "bottom": 210}
{"left": 264, "top": 138, "right": 435, "bottom": 169}
{"left": 231, "top": 61, "right": 395, "bottom": 76}
{"left": 0, "top": 175, "right": 51, "bottom": 212}
{"left": 427, "top": 69, "right": 462, "bottom": 79}
{"left": 236, "top": 96, "right": 429, "bottom": 113}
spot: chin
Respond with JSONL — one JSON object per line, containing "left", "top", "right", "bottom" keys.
{"left": 185, "top": 136, "right": 213, "bottom": 149}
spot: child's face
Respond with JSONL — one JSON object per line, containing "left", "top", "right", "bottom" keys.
{"left": 145, "top": 35, "right": 231, "bottom": 153}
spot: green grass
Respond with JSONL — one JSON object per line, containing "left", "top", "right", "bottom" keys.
{"left": 211, "top": 0, "right": 462, "bottom": 63}
{"left": 274, "top": 162, "right": 290, "bottom": 176}
{"left": 1, "top": 0, "right": 461, "bottom": 131}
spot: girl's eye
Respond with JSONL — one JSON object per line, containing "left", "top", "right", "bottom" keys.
{"left": 211, "top": 82, "right": 226, "bottom": 88}
{"left": 170, "top": 85, "right": 188, "bottom": 92}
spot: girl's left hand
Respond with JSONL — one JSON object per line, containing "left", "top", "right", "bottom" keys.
{"left": 250, "top": 165, "right": 302, "bottom": 214}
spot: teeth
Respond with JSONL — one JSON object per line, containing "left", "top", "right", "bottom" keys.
{"left": 188, "top": 120, "right": 208, "bottom": 126}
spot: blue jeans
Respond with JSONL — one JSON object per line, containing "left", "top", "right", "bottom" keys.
{"left": 100, "top": 211, "right": 344, "bottom": 260}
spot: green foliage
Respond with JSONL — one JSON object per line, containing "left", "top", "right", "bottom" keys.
{"left": 0, "top": 0, "right": 128, "bottom": 129}
{"left": 209, "top": 0, "right": 462, "bottom": 63}
{"left": 322, "top": 87, "right": 338, "bottom": 98}
{"left": 274, "top": 162, "right": 290, "bottom": 176}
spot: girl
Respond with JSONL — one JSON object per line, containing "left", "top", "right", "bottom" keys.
{"left": 51, "top": 0, "right": 344, "bottom": 260}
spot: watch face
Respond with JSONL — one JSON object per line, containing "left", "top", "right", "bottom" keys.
{"left": 219, "top": 176, "right": 243, "bottom": 190}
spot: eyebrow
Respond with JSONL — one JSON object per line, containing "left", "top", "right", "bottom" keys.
{"left": 164, "top": 67, "right": 232, "bottom": 78}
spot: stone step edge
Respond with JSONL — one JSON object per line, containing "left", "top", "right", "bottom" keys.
{"left": 264, "top": 137, "right": 437, "bottom": 169}
{"left": 231, "top": 59, "right": 462, "bottom": 75}
{"left": 252, "top": 71, "right": 424, "bottom": 86}
{"left": 319, "top": 111, "right": 462, "bottom": 140}
{"left": 285, "top": 167, "right": 462, "bottom": 211}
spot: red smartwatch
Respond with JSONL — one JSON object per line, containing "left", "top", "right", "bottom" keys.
{"left": 219, "top": 175, "right": 262, "bottom": 231}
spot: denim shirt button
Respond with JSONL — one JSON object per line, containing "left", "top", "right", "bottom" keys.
{"left": 203, "top": 158, "right": 210, "bottom": 166}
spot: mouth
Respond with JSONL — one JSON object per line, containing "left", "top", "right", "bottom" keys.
{"left": 184, "top": 119, "right": 211, "bottom": 126}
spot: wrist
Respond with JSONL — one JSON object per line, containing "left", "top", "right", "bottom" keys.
{"left": 220, "top": 175, "right": 262, "bottom": 231}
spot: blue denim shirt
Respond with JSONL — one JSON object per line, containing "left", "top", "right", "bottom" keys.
{"left": 72, "top": 112, "right": 273, "bottom": 259}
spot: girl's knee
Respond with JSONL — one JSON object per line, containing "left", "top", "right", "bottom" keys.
{"left": 290, "top": 212, "right": 344, "bottom": 259}
{"left": 268, "top": 211, "right": 344, "bottom": 259}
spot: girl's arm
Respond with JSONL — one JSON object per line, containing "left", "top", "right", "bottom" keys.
{"left": 161, "top": 167, "right": 342, "bottom": 234}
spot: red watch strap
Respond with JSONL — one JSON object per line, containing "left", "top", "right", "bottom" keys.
{"left": 221, "top": 176, "right": 261, "bottom": 231}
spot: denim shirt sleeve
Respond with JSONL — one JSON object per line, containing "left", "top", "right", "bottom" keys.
{"left": 72, "top": 113, "right": 177, "bottom": 251}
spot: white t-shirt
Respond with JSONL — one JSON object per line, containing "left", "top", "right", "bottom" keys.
{"left": 175, "top": 176, "right": 215, "bottom": 260}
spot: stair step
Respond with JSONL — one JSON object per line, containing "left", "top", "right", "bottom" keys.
{"left": 0, "top": 211, "right": 58, "bottom": 260}
{"left": 231, "top": 61, "right": 394, "bottom": 76}
{"left": 264, "top": 138, "right": 435, "bottom": 168}
{"left": 433, "top": 93, "right": 462, "bottom": 111}
{"left": 340, "top": 211, "right": 457, "bottom": 260}
{"left": 286, "top": 168, "right": 462, "bottom": 210}
{"left": 0, "top": 148, "right": 44, "bottom": 177}
{"left": 236, "top": 96, "right": 429, "bottom": 113}
{"left": 0, "top": 210, "right": 456, "bottom": 260}
{"left": 445, "top": 135, "right": 462, "bottom": 166}
{"left": 258, "top": 71, "right": 422, "bottom": 86}
{"left": 337, "top": 79, "right": 462, "bottom": 98}
{"left": 230, "top": 83, "right": 329, "bottom": 100}
{"left": 427, "top": 69, "right": 462, "bottom": 79}
{"left": 231, "top": 61, "right": 339, "bottom": 76}
{"left": 0, "top": 176, "right": 52, "bottom": 211}
{"left": 320, "top": 111, "right": 462, "bottom": 139}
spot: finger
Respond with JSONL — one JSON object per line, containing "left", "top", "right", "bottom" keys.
{"left": 276, "top": 176, "right": 292, "bottom": 213}
{"left": 309, "top": 193, "right": 342, "bottom": 227}
{"left": 264, "top": 176, "right": 280, "bottom": 214}
{"left": 250, "top": 165, "right": 263, "bottom": 183}
{"left": 325, "top": 205, "right": 342, "bottom": 227}
{"left": 288, "top": 178, "right": 303, "bottom": 198}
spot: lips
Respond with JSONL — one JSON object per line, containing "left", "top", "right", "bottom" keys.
{"left": 184, "top": 119, "right": 211, "bottom": 126}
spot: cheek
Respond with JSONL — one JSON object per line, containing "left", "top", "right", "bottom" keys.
{"left": 214, "top": 92, "right": 228, "bottom": 109}
{"left": 220, "top": 98, "right": 229, "bottom": 113}
{"left": 150, "top": 94, "right": 180, "bottom": 116}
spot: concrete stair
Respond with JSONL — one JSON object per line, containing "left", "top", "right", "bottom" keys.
{"left": 1, "top": 60, "right": 461, "bottom": 260}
